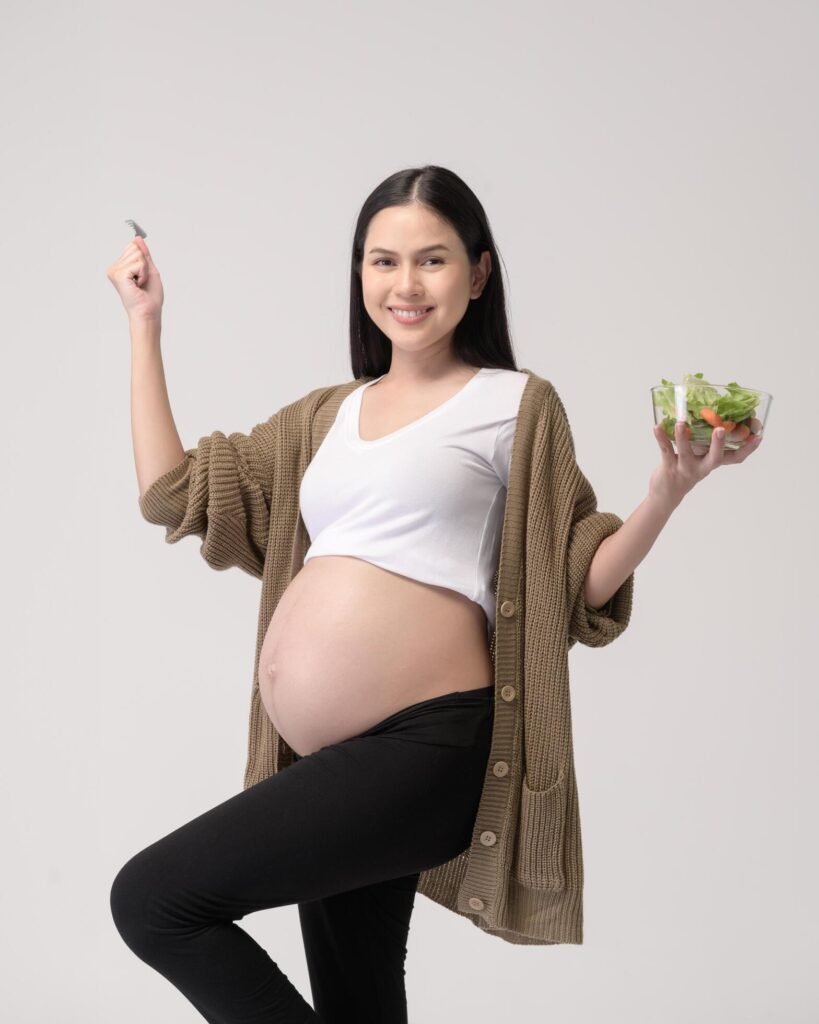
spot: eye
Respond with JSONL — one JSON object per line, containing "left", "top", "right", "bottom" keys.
{"left": 373, "top": 257, "right": 444, "bottom": 267}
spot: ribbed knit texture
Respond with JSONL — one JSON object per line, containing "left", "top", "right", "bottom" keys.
{"left": 137, "top": 368, "right": 635, "bottom": 945}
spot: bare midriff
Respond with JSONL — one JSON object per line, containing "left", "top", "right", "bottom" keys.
{"left": 258, "top": 555, "right": 494, "bottom": 757}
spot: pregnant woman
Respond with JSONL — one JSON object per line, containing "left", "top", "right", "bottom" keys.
{"left": 107, "top": 166, "right": 647, "bottom": 1023}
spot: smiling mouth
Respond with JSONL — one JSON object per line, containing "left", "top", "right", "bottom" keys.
{"left": 388, "top": 306, "right": 435, "bottom": 318}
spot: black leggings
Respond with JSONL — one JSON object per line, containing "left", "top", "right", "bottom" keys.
{"left": 110, "top": 685, "right": 494, "bottom": 1023}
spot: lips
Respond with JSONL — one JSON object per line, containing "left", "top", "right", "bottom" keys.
{"left": 388, "top": 306, "right": 435, "bottom": 324}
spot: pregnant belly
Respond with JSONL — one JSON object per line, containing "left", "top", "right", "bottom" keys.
{"left": 258, "top": 555, "right": 494, "bottom": 757}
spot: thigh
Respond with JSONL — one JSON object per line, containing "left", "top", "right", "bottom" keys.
{"left": 113, "top": 695, "right": 493, "bottom": 925}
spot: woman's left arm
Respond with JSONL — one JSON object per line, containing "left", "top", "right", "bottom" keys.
{"left": 583, "top": 421, "right": 765, "bottom": 610}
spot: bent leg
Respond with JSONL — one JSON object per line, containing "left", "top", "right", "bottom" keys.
{"left": 109, "top": 715, "right": 488, "bottom": 1023}
{"left": 109, "top": 765, "right": 323, "bottom": 1023}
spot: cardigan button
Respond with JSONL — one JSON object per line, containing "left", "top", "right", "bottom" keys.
{"left": 492, "top": 760, "right": 509, "bottom": 777}
{"left": 479, "top": 830, "right": 497, "bottom": 846}
{"left": 500, "top": 685, "right": 516, "bottom": 701}
{"left": 499, "top": 600, "right": 516, "bottom": 617}
{"left": 468, "top": 896, "right": 485, "bottom": 911}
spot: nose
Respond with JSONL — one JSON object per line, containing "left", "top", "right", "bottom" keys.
{"left": 396, "top": 264, "right": 424, "bottom": 297}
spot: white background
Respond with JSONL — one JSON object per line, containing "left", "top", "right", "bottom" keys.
{"left": 1, "top": 1, "right": 816, "bottom": 1020}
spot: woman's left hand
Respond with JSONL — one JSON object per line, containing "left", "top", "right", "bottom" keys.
{"left": 649, "top": 421, "right": 764, "bottom": 508}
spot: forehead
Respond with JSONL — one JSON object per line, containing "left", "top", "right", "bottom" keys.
{"left": 365, "top": 204, "right": 454, "bottom": 246}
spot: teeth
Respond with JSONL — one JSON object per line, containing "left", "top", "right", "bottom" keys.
{"left": 392, "top": 308, "right": 430, "bottom": 318}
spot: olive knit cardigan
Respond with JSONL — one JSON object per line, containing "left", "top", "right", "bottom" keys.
{"left": 137, "top": 367, "right": 635, "bottom": 945}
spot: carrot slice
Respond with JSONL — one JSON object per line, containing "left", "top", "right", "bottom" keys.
{"left": 700, "top": 407, "right": 724, "bottom": 428}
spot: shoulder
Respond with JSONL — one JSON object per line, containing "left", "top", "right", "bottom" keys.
{"left": 512, "top": 371, "right": 580, "bottom": 459}
{"left": 518, "top": 371, "right": 570, "bottom": 417}
{"left": 513, "top": 368, "right": 560, "bottom": 417}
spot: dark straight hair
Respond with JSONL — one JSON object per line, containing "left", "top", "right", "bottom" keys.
{"left": 349, "top": 165, "right": 518, "bottom": 379}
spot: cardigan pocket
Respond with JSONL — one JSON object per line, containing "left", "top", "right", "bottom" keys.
{"left": 513, "top": 767, "right": 569, "bottom": 891}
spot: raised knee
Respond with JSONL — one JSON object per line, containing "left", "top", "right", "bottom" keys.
{"left": 109, "top": 850, "right": 164, "bottom": 958}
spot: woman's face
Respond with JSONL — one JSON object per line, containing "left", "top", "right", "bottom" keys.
{"left": 360, "top": 203, "right": 491, "bottom": 362}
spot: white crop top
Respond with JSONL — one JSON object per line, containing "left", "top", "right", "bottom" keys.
{"left": 299, "top": 367, "right": 529, "bottom": 632}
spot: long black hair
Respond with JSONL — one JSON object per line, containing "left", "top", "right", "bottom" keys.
{"left": 349, "top": 165, "right": 518, "bottom": 379}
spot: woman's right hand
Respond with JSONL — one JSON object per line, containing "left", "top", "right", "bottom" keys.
{"left": 106, "top": 236, "right": 165, "bottom": 322}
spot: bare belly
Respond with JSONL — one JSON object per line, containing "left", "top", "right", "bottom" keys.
{"left": 258, "top": 555, "right": 494, "bottom": 757}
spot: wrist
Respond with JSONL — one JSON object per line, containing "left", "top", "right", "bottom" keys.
{"left": 646, "top": 489, "right": 683, "bottom": 516}
{"left": 129, "top": 316, "right": 162, "bottom": 340}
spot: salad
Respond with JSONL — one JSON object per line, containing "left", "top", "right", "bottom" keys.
{"left": 653, "top": 372, "right": 764, "bottom": 446}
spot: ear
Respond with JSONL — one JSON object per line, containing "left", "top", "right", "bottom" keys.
{"left": 471, "top": 250, "right": 492, "bottom": 297}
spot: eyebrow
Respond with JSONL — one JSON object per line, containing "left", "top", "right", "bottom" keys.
{"left": 367, "top": 244, "right": 451, "bottom": 255}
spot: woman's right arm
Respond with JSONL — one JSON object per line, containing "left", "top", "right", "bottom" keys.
{"left": 129, "top": 317, "right": 281, "bottom": 580}
{"left": 131, "top": 317, "right": 186, "bottom": 500}
{"left": 110, "top": 238, "right": 279, "bottom": 580}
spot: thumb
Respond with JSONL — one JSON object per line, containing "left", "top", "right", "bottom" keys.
{"left": 135, "top": 236, "right": 155, "bottom": 266}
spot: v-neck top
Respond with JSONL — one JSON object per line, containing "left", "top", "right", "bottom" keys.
{"left": 298, "top": 367, "right": 529, "bottom": 628}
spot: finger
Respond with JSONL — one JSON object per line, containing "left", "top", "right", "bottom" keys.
{"left": 130, "top": 236, "right": 151, "bottom": 264}
{"left": 707, "top": 425, "right": 727, "bottom": 468}
{"left": 654, "top": 424, "right": 678, "bottom": 466}
{"left": 724, "top": 433, "right": 763, "bottom": 464}
{"left": 122, "top": 253, "right": 147, "bottom": 286}
{"left": 675, "top": 420, "right": 693, "bottom": 464}
{"left": 118, "top": 241, "right": 145, "bottom": 267}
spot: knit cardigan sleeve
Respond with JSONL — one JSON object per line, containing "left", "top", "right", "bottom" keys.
{"left": 546, "top": 384, "right": 635, "bottom": 649}
{"left": 136, "top": 410, "right": 281, "bottom": 580}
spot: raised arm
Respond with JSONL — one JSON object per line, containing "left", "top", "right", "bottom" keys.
{"left": 130, "top": 318, "right": 279, "bottom": 579}
{"left": 131, "top": 317, "right": 186, "bottom": 499}
{"left": 107, "top": 235, "right": 279, "bottom": 580}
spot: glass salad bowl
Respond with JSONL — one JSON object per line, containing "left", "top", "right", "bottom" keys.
{"left": 651, "top": 373, "right": 772, "bottom": 455}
